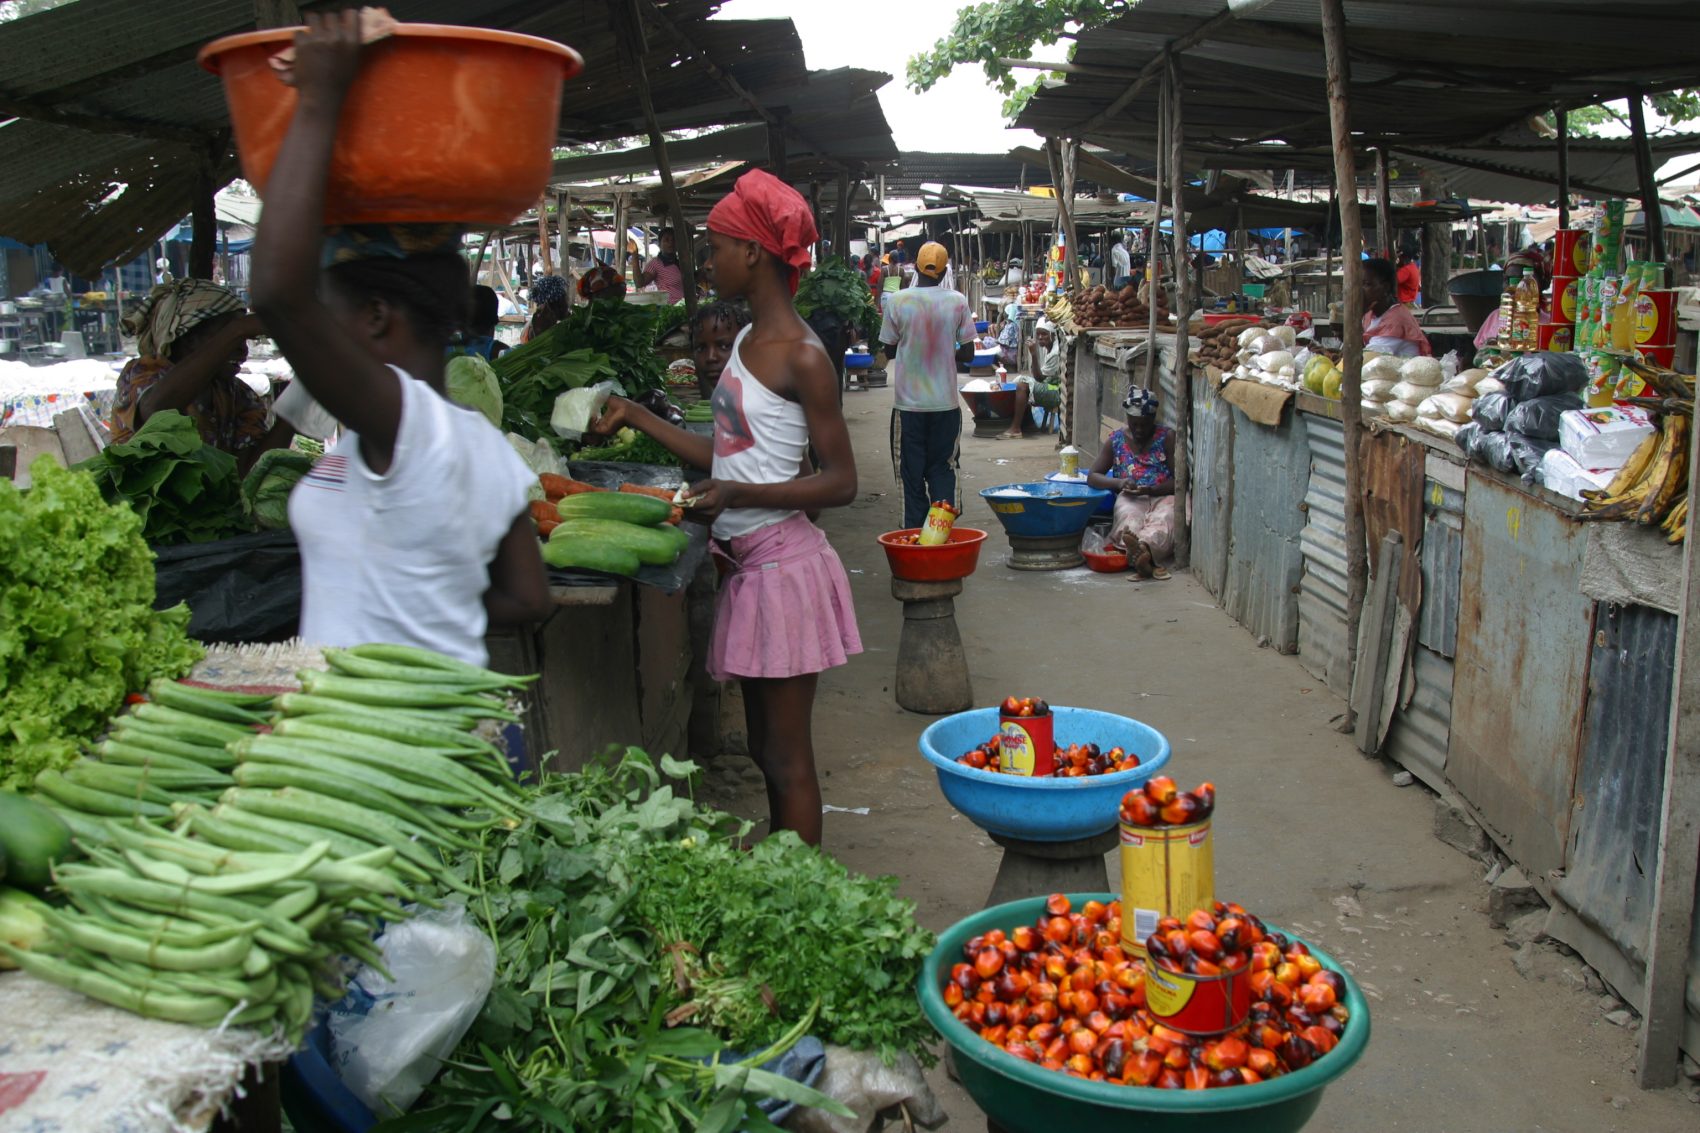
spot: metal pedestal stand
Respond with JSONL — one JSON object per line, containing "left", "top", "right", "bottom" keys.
{"left": 1004, "top": 532, "right": 1085, "bottom": 571}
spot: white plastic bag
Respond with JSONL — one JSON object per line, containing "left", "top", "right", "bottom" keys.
{"left": 1475, "top": 376, "right": 1506, "bottom": 396}
{"left": 327, "top": 905, "right": 497, "bottom": 1116}
{"left": 1418, "top": 392, "right": 1475, "bottom": 424}
{"left": 1384, "top": 400, "right": 1418, "bottom": 423}
{"left": 1361, "top": 378, "right": 1398, "bottom": 403}
{"left": 551, "top": 380, "right": 616, "bottom": 440}
{"left": 1398, "top": 355, "right": 1445, "bottom": 388}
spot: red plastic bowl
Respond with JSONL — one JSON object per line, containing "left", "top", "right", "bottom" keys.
{"left": 1083, "top": 548, "right": 1128, "bottom": 573}
{"left": 879, "top": 527, "right": 988, "bottom": 582}
{"left": 199, "top": 25, "right": 583, "bottom": 225}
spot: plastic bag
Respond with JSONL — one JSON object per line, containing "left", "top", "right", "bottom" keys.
{"left": 1362, "top": 378, "right": 1398, "bottom": 403}
{"left": 507, "top": 432, "right": 568, "bottom": 480}
{"left": 1390, "top": 380, "right": 1436, "bottom": 404}
{"left": 1477, "top": 428, "right": 1518, "bottom": 472}
{"left": 1509, "top": 432, "right": 1556, "bottom": 481}
{"left": 326, "top": 905, "right": 497, "bottom": 1115}
{"left": 1082, "top": 524, "right": 1111, "bottom": 556}
{"left": 551, "top": 380, "right": 616, "bottom": 440}
{"left": 1501, "top": 351, "right": 1587, "bottom": 401}
{"left": 1418, "top": 392, "right": 1475, "bottom": 424}
{"left": 1475, "top": 375, "right": 1506, "bottom": 396}
{"left": 1398, "top": 356, "right": 1445, "bottom": 388}
{"left": 1455, "top": 422, "right": 1483, "bottom": 461}
{"left": 786, "top": 1045, "right": 946, "bottom": 1133}
{"left": 1504, "top": 392, "right": 1584, "bottom": 441}
{"left": 1384, "top": 400, "right": 1418, "bottom": 423}
{"left": 1471, "top": 391, "right": 1513, "bottom": 432}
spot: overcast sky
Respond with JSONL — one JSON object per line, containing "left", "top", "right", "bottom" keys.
{"left": 717, "top": 0, "right": 1065, "bottom": 155}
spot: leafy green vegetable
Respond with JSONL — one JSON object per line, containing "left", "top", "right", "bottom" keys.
{"left": 577, "top": 427, "right": 680, "bottom": 467}
{"left": 396, "top": 749, "right": 931, "bottom": 1132}
{"left": 75, "top": 411, "right": 248, "bottom": 545}
{"left": 241, "top": 449, "right": 315, "bottom": 530}
{"left": 445, "top": 353, "right": 504, "bottom": 427}
{"left": 493, "top": 302, "right": 678, "bottom": 440}
{"left": 0, "top": 457, "right": 203, "bottom": 788}
{"left": 795, "top": 257, "right": 881, "bottom": 343}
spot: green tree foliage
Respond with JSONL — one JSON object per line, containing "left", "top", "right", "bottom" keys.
{"left": 908, "top": 0, "right": 1126, "bottom": 105}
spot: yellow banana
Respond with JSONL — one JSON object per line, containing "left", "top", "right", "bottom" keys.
{"left": 1593, "top": 428, "right": 1660, "bottom": 498}
{"left": 1670, "top": 522, "right": 1686, "bottom": 545}
{"left": 1640, "top": 417, "right": 1689, "bottom": 525}
{"left": 1661, "top": 497, "right": 1688, "bottom": 534}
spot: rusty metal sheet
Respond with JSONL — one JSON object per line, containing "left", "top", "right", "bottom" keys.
{"left": 1361, "top": 429, "right": 1426, "bottom": 615}
{"left": 1384, "top": 645, "right": 1454, "bottom": 793}
{"left": 1189, "top": 379, "right": 1234, "bottom": 600}
{"left": 1547, "top": 602, "right": 1676, "bottom": 1008}
{"left": 1221, "top": 401, "right": 1307, "bottom": 653}
{"left": 1449, "top": 471, "right": 1593, "bottom": 877}
{"left": 1297, "top": 412, "right": 1351, "bottom": 697}
{"left": 1419, "top": 479, "right": 1466, "bottom": 658}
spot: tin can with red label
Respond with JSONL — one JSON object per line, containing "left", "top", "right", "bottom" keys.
{"left": 918, "top": 500, "right": 959, "bottom": 546}
{"left": 1144, "top": 961, "right": 1252, "bottom": 1037}
{"left": 997, "top": 711, "right": 1054, "bottom": 776}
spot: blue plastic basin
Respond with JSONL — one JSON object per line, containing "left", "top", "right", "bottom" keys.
{"left": 972, "top": 350, "right": 1000, "bottom": 368}
{"left": 918, "top": 707, "right": 1171, "bottom": 841}
{"left": 976, "top": 319, "right": 991, "bottom": 333}
{"left": 1046, "top": 472, "right": 1114, "bottom": 516}
{"left": 979, "top": 481, "right": 1111, "bottom": 538}
{"left": 844, "top": 351, "right": 874, "bottom": 368}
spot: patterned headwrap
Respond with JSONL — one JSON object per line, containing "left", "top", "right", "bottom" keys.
{"left": 320, "top": 223, "right": 465, "bottom": 268}
{"left": 706, "top": 169, "right": 817, "bottom": 295}
{"left": 1123, "top": 387, "right": 1159, "bottom": 417}
{"left": 532, "top": 275, "right": 568, "bottom": 307}
{"left": 121, "top": 279, "right": 242, "bottom": 359}
{"left": 577, "top": 262, "right": 626, "bottom": 300}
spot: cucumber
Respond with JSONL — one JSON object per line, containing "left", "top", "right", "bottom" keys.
{"left": 549, "top": 519, "right": 684, "bottom": 565}
{"left": 554, "top": 491, "right": 672, "bottom": 526}
{"left": 542, "top": 537, "right": 641, "bottom": 577}
{"left": 0, "top": 791, "right": 74, "bottom": 892}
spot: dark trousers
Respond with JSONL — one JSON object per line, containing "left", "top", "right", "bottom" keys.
{"left": 891, "top": 408, "right": 962, "bottom": 528}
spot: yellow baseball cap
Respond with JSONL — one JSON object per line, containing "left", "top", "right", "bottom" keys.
{"left": 916, "top": 242, "right": 948, "bottom": 278}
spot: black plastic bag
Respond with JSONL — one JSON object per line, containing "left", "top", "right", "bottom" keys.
{"left": 1471, "top": 391, "right": 1513, "bottom": 432}
{"left": 1477, "top": 429, "right": 1518, "bottom": 472}
{"left": 1501, "top": 351, "right": 1587, "bottom": 402}
{"left": 1454, "top": 422, "right": 1483, "bottom": 461}
{"left": 1508, "top": 432, "right": 1557, "bottom": 481}
{"left": 151, "top": 529, "right": 301, "bottom": 643}
{"left": 1504, "top": 392, "right": 1583, "bottom": 441}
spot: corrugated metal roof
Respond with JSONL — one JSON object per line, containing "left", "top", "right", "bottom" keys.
{"left": 0, "top": 0, "right": 894, "bottom": 274}
{"left": 1015, "top": 0, "right": 1700, "bottom": 157}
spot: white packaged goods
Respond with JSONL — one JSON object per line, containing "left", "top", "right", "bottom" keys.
{"left": 1418, "top": 392, "right": 1476, "bottom": 424}
{"left": 1384, "top": 400, "right": 1418, "bottom": 423}
{"left": 1558, "top": 406, "right": 1654, "bottom": 471}
{"left": 1399, "top": 356, "right": 1445, "bottom": 387}
{"left": 1361, "top": 378, "right": 1398, "bottom": 403}
{"left": 1539, "top": 448, "right": 1616, "bottom": 500}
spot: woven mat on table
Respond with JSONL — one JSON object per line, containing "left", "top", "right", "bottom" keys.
{"left": 186, "top": 637, "right": 327, "bottom": 695}
{"left": 0, "top": 971, "right": 293, "bottom": 1133}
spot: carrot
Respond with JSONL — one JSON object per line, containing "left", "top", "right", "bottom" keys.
{"left": 536, "top": 519, "right": 559, "bottom": 538}
{"left": 540, "top": 473, "right": 604, "bottom": 501}
{"left": 528, "top": 499, "right": 558, "bottom": 525}
{"left": 618, "top": 483, "right": 676, "bottom": 501}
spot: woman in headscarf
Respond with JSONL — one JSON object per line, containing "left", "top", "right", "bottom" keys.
{"left": 1002, "top": 317, "right": 1063, "bottom": 439}
{"left": 1086, "top": 387, "right": 1175, "bottom": 580}
{"left": 110, "top": 279, "right": 290, "bottom": 469}
{"left": 524, "top": 274, "right": 569, "bottom": 342}
{"left": 247, "top": 11, "right": 550, "bottom": 665}
{"left": 575, "top": 261, "right": 626, "bottom": 305}
{"left": 589, "top": 168, "right": 860, "bottom": 847}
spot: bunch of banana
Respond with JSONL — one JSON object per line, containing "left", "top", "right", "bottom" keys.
{"left": 1045, "top": 295, "right": 1076, "bottom": 332}
{"left": 1580, "top": 415, "right": 1690, "bottom": 536}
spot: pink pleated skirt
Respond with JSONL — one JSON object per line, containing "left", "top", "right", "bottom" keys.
{"left": 709, "top": 512, "right": 863, "bottom": 681}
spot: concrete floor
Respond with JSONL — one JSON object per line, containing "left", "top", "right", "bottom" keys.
{"left": 695, "top": 385, "right": 1699, "bottom": 1132}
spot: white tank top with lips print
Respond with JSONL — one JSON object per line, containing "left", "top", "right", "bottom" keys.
{"left": 710, "top": 325, "right": 809, "bottom": 540}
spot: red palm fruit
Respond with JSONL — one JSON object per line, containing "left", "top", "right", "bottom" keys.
{"left": 1263, "top": 980, "right": 1295, "bottom": 1011}
{"left": 951, "top": 962, "right": 976, "bottom": 989}
{"left": 1067, "top": 1028, "right": 1097, "bottom": 1056}
{"left": 1030, "top": 1022, "right": 1058, "bottom": 1044}
{"left": 1274, "top": 961, "right": 1303, "bottom": 987}
{"left": 963, "top": 749, "right": 988, "bottom": 769}
{"left": 974, "top": 947, "right": 1004, "bottom": 979}
{"left": 1082, "top": 899, "right": 1109, "bottom": 924}
{"left": 1303, "top": 1025, "right": 1338, "bottom": 1055}
{"left": 1157, "top": 916, "right": 1184, "bottom": 934}
{"left": 1156, "top": 956, "right": 1184, "bottom": 974}
{"left": 1214, "top": 917, "right": 1245, "bottom": 952}
{"left": 1102, "top": 992, "right": 1134, "bottom": 1020}
{"left": 1298, "top": 982, "right": 1337, "bottom": 1014}
{"left": 1099, "top": 1037, "right": 1129, "bottom": 1078}
{"left": 1248, "top": 970, "right": 1276, "bottom": 998}
{"left": 1001, "top": 695, "right": 1022, "bottom": 714}
{"left": 1239, "top": 1068, "right": 1263, "bottom": 1085}
{"left": 1041, "top": 1057, "right": 1066, "bottom": 1072}
{"left": 953, "top": 1001, "right": 973, "bottom": 1023}
{"left": 1219, "top": 952, "right": 1248, "bottom": 973}
{"left": 1004, "top": 1041, "right": 1038, "bottom": 1062}
{"left": 1202, "top": 1035, "right": 1249, "bottom": 1071}
{"left": 1188, "top": 930, "right": 1225, "bottom": 962}
{"left": 1065, "top": 1053, "right": 1095, "bottom": 1076}
{"left": 1093, "top": 931, "right": 1121, "bottom": 954}
{"left": 1251, "top": 941, "right": 1281, "bottom": 971}
{"left": 1059, "top": 1016, "right": 1080, "bottom": 1035}
{"left": 1151, "top": 1025, "right": 1193, "bottom": 1048}
{"left": 1194, "top": 782, "right": 1216, "bottom": 811}
{"left": 1044, "top": 953, "right": 1070, "bottom": 981}
{"left": 1185, "top": 908, "right": 1218, "bottom": 934}
{"left": 1044, "top": 1037, "right": 1068, "bottom": 1064}
{"left": 993, "top": 972, "right": 1023, "bottom": 1003}
{"left": 1072, "top": 989, "right": 1100, "bottom": 1018}
{"left": 1166, "top": 929, "right": 1192, "bottom": 958}
{"left": 943, "top": 983, "right": 964, "bottom": 1008}
{"left": 1028, "top": 979, "right": 1058, "bottom": 1003}
{"left": 1254, "top": 1023, "right": 1287, "bottom": 1051}
{"left": 1045, "top": 893, "right": 1072, "bottom": 917}
{"left": 1184, "top": 1065, "right": 1212, "bottom": 1091}
{"left": 1068, "top": 966, "right": 1094, "bottom": 993}
{"left": 980, "top": 1024, "right": 1007, "bottom": 1046}
{"left": 1158, "top": 793, "right": 1200, "bottom": 826}
{"left": 985, "top": 929, "right": 1007, "bottom": 946}
{"left": 1043, "top": 916, "right": 1073, "bottom": 944}
{"left": 1247, "top": 1047, "right": 1279, "bottom": 1076}
{"left": 1164, "top": 1045, "right": 1191, "bottom": 1071}
{"left": 1145, "top": 933, "right": 1171, "bottom": 960}
{"left": 1158, "top": 1068, "right": 1186, "bottom": 1090}
{"left": 1279, "top": 1033, "right": 1316, "bottom": 1071}
{"left": 1296, "top": 954, "right": 1323, "bottom": 980}
{"left": 1310, "top": 969, "right": 1346, "bottom": 999}
{"left": 1143, "top": 775, "right": 1178, "bottom": 805}
{"left": 1210, "top": 1068, "right": 1241, "bottom": 1088}
{"left": 1123, "top": 794, "right": 1160, "bottom": 826}
{"left": 1007, "top": 1025, "right": 1029, "bottom": 1045}
{"left": 1010, "top": 925, "right": 1039, "bottom": 953}
{"left": 1086, "top": 1010, "right": 1114, "bottom": 1036}
{"left": 984, "top": 1002, "right": 1008, "bottom": 1028}
{"left": 975, "top": 984, "right": 995, "bottom": 1005}
{"left": 1186, "top": 956, "right": 1223, "bottom": 977}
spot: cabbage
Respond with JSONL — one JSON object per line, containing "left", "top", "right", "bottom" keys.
{"left": 446, "top": 353, "right": 503, "bottom": 427}
{"left": 241, "top": 449, "right": 315, "bottom": 530}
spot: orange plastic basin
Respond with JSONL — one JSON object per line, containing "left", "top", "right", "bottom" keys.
{"left": 879, "top": 527, "right": 987, "bottom": 582}
{"left": 199, "top": 25, "right": 583, "bottom": 225}
{"left": 1083, "top": 548, "right": 1128, "bottom": 573}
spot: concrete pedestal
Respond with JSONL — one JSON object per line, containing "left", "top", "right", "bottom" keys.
{"left": 984, "top": 828, "right": 1117, "bottom": 909}
{"left": 892, "top": 576, "right": 972, "bottom": 715}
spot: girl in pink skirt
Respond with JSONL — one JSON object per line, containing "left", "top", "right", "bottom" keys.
{"left": 589, "top": 170, "right": 861, "bottom": 846}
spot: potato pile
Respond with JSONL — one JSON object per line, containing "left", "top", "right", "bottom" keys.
{"left": 1190, "top": 318, "right": 1262, "bottom": 369}
{"left": 1073, "top": 283, "right": 1170, "bottom": 329}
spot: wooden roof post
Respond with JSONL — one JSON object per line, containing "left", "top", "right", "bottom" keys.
{"left": 1168, "top": 55, "right": 1192, "bottom": 573}
{"left": 189, "top": 144, "right": 217, "bottom": 280}
{"left": 1629, "top": 90, "right": 1666, "bottom": 283}
{"left": 620, "top": 0, "right": 696, "bottom": 318}
{"left": 1144, "top": 71, "right": 1169, "bottom": 392}
{"left": 1555, "top": 108, "right": 1570, "bottom": 231}
{"left": 1321, "top": 0, "right": 1369, "bottom": 735}
{"left": 1375, "top": 147, "right": 1393, "bottom": 260}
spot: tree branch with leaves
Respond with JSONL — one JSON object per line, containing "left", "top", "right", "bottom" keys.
{"left": 907, "top": 0, "right": 1130, "bottom": 119}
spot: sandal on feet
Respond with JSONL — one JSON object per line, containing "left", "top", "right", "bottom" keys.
{"left": 1150, "top": 564, "right": 1172, "bottom": 580}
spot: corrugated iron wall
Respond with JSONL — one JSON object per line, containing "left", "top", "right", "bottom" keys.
{"left": 1297, "top": 413, "right": 1352, "bottom": 696}
{"left": 1419, "top": 478, "right": 1466, "bottom": 658}
{"left": 1221, "top": 404, "right": 1308, "bottom": 652}
{"left": 1384, "top": 646, "right": 1455, "bottom": 792}
{"left": 1190, "top": 380, "right": 1234, "bottom": 599}
{"left": 1548, "top": 603, "right": 1676, "bottom": 1010}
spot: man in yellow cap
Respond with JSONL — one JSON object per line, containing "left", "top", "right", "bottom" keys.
{"left": 878, "top": 241, "right": 977, "bottom": 527}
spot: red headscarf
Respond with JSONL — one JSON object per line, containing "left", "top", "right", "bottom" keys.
{"left": 706, "top": 169, "right": 817, "bottom": 294}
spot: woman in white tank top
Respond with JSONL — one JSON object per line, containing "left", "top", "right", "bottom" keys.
{"left": 588, "top": 171, "right": 860, "bottom": 847}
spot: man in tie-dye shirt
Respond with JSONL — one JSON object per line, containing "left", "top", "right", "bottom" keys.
{"left": 879, "top": 241, "right": 976, "bottom": 528}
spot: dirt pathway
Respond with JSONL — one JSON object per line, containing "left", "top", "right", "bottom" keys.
{"left": 696, "top": 386, "right": 1697, "bottom": 1132}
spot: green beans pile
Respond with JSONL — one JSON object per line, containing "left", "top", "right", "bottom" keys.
{"left": 11, "top": 643, "right": 535, "bottom": 1037}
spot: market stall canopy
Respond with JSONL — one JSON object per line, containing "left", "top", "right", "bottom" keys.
{"left": 1013, "top": 0, "right": 1700, "bottom": 156}
{"left": 1398, "top": 130, "right": 1700, "bottom": 205}
{"left": 940, "top": 187, "right": 1158, "bottom": 231}
{"left": 886, "top": 152, "right": 1058, "bottom": 197}
{"left": 0, "top": 0, "right": 858, "bottom": 276}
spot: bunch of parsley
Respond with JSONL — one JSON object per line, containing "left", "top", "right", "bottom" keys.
{"left": 387, "top": 749, "right": 931, "bottom": 1133}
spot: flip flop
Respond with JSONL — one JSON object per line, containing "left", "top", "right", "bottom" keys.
{"left": 1150, "top": 564, "right": 1172, "bottom": 581}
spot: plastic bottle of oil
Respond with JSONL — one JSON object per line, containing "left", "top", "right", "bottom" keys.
{"left": 1497, "top": 268, "right": 1522, "bottom": 350}
{"left": 1512, "top": 268, "right": 1540, "bottom": 352}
